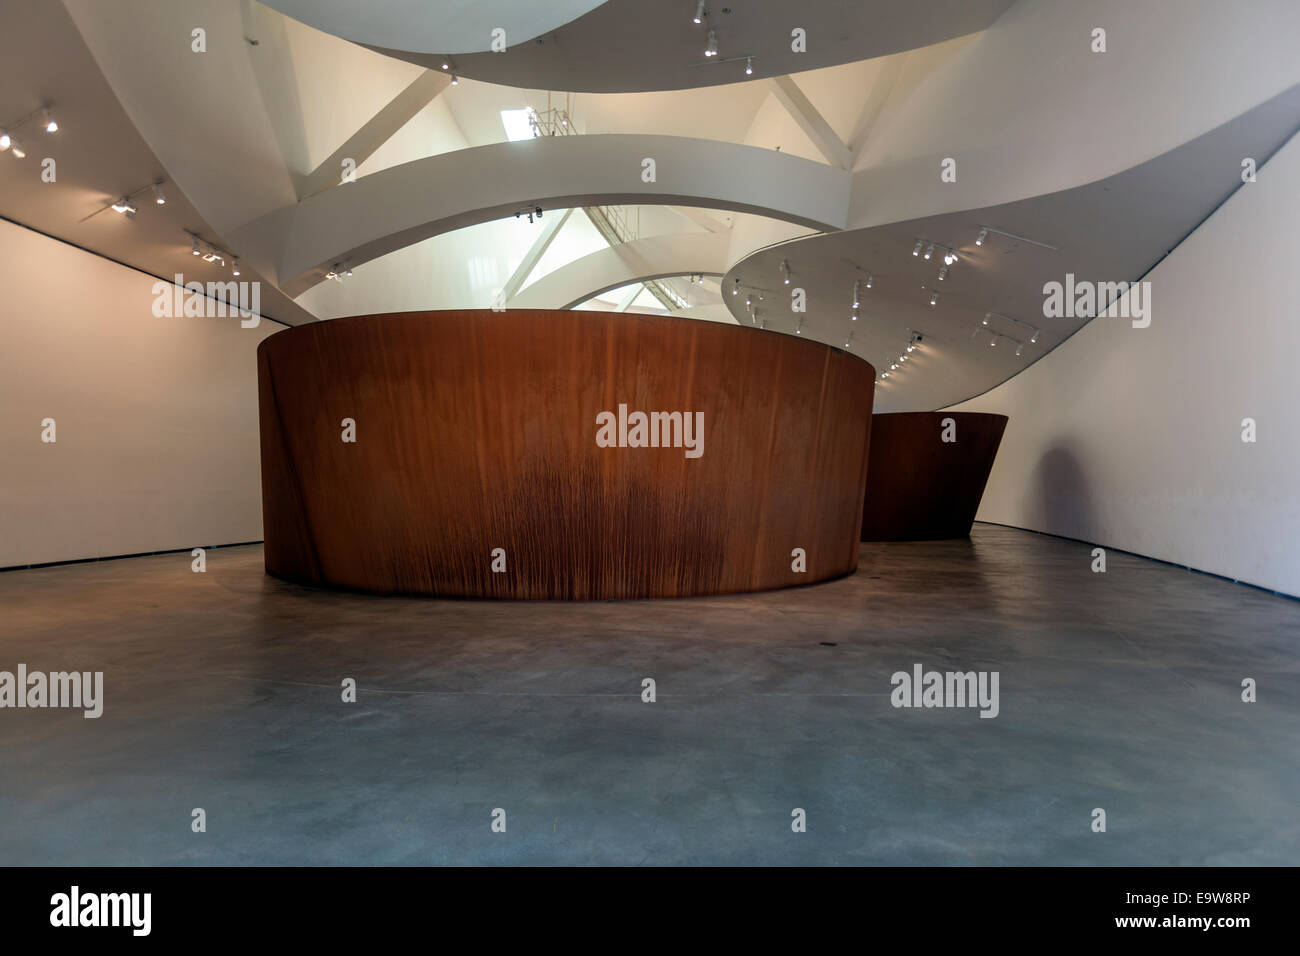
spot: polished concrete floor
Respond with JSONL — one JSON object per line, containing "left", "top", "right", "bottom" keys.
{"left": 1, "top": 524, "right": 1297, "bottom": 866}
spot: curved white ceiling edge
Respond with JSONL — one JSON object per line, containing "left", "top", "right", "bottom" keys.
{"left": 722, "top": 85, "right": 1300, "bottom": 414}
{"left": 259, "top": 0, "right": 606, "bottom": 55}
{"left": 511, "top": 233, "right": 732, "bottom": 310}
{"left": 845, "top": 0, "right": 1300, "bottom": 232}
{"left": 236, "top": 135, "right": 851, "bottom": 297}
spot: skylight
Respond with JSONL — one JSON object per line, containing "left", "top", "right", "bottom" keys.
{"left": 500, "top": 108, "right": 537, "bottom": 142}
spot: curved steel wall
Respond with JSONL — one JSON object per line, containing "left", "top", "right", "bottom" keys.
{"left": 860, "top": 412, "right": 1008, "bottom": 542}
{"left": 258, "top": 310, "right": 875, "bottom": 598}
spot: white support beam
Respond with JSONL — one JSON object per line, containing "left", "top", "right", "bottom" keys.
{"left": 614, "top": 284, "right": 644, "bottom": 312}
{"left": 767, "top": 75, "right": 852, "bottom": 171}
{"left": 502, "top": 207, "right": 574, "bottom": 301}
{"left": 296, "top": 70, "right": 450, "bottom": 200}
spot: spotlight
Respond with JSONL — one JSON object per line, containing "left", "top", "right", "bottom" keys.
{"left": 345, "top": 266, "right": 353, "bottom": 277}
{"left": 191, "top": 235, "right": 201, "bottom": 256}
{"left": 441, "top": 57, "right": 449, "bottom": 70}
{"left": 535, "top": 206, "right": 542, "bottom": 218}
{"left": 152, "top": 182, "right": 166, "bottom": 205}
{"left": 899, "top": 354, "right": 907, "bottom": 362}
{"left": 732, "top": 278, "right": 739, "bottom": 295}
{"left": 694, "top": 1, "right": 705, "bottom": 24}
{"left": 1015, "top": 343, "right": 1024, "bottom": 356}
{"left": 924, "top": 244, "right": 934, "bottom": 260}
{"left": 890, "top": 363, "right": 898, "bottom": 370}
{"left": 990, "top": 336, "right": 997, "bottom": 347}
{"left": 938, "top": 265, "right": 948, "bottom": 281}
{"left": 852, "top": 279, "right": 860, "bottom": 308}
{"left": 745, "top": 57, "right": 753, "bottom": 75}
{"left": 1030, "top": 329, "right": 1040, "bottom": 344}
{"left": 745, "top": 294, "right": 752, "bottom": 306}
{"left": 43, "top": 108, "right": 57, "bottom": 133}
{"left": 865, "top": 274, "right": 873, "bottom": 289}
{"left": 929, "top": 290, "right": 939, "bottom": 306}
{"left": 982, "top": 313, "right": 991, "bottom": 326}
{"left": 944, "top": 250, "right": 957, "bottom": 265}
{"left": 780, "top": 260, "right": 789, "bottom": 284}
{"left": 10, "top": 138, "right": 24, "bottom": 159}
{"left": 0, "top": 130, "right": 9, "bottom": 150}
{"left": 451, "top": 74, "right": 459, "bottom": 85}
{"left": 976, "top": 227, "right": 988, "bottom": 246}
{"left": 111, "top": 198, "right": 137, "bottom": 217}
{"left": 912, "top": 240, "right": 922, "bottom": 257}
{"left": 705, "top": 29, "right": 717, "bottom": 57}
{"left": 232, "top": 258, "right": 241, "bottom": 276}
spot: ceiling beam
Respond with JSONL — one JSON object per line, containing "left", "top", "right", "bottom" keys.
{"left": 502, "top": 207, "right": 574, "bottom": 301}
{"left": 295, "top": 70, "right": 449, "bottom": 201}
{"left": 766, "top": 75, "right": 852, "bottom": 171}
{"left": 614, "top": 284, "right": 644, "bottom": 312}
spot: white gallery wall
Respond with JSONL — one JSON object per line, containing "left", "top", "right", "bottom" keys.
{"left": 951, "top": 131, "right": 1300, "bottom": 596}
{"left": 0, "top": 218, "right": 273, "bottom": 567}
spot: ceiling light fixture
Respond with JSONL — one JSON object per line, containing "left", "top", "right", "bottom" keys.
{"left": 732, "top": 278, "right": 739, "bottom": 295}
{"left": 976, "top": 227, "right": 988, "bottom": 246}
{"left": 0, "top": 130, "right": 10, "bottom": 150}
{"left": 43, "top": 108, "right": 57, "bottom": 133}
{"left": 944, "top": 250, "right": 957, "bottom": 265}
{"left": 780, "top": 260, "right": 789, "bottom": 284}
{"left": 191, "top": 235, "right": 201, "bottom": 256}
{"left": 852, "top": 279, "right": 860, "bottom": 308}
{"left": 441, "top": 57, "right": 450, "bottom": 70}
{"left": 982, "top": 313, "right": 991, "bottom": 326}
{"left": 232, "top": 258, "right": 241, "bottom": 276}
{"left": 865, "top": 274, "right": 873, "bottom": 289}
{"left": 694, "top": 1, "right": 705, "bottom": 24}
{"left": 152, "top": 181, "right": 166, "bottom": 205}
{"left": 9, "top": 138, "right": 24, "bottom": 159}
{"left": 938, "top": 265, "right": 948, "bottom": 281}
{"left": 704, "top": 29, "right": 718, "bottom": 57}
{"left": 1016, "top": 343, "right": 1024, "bottom": 356}
{"left": 929, "top": 290, "right": 939, "bottom": 306}
{"left": 745, "top": 57, "right": 753, "bottom": 75}
{"left": 912, "top": 240, "right": 922, "bottom": 257}
{"left": 111, "top": 197, "right": 136, "bottom": 216}
{"left": 924, "top": 244, "right": 934, "bottom": 260}
{"left": 450, "top": 74, "right": 459, "bottom": 85}
{"left": 1030, "top": 329, "right": 1040, "bottom": 344}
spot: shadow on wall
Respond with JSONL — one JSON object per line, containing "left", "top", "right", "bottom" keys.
{"left": 1030, "top": 444, "right": 1097, "bottom": 544}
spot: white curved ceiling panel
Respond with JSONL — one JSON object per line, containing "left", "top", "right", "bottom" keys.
{"left": 259, "top": 0, "right": 606, "bottom": 55}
